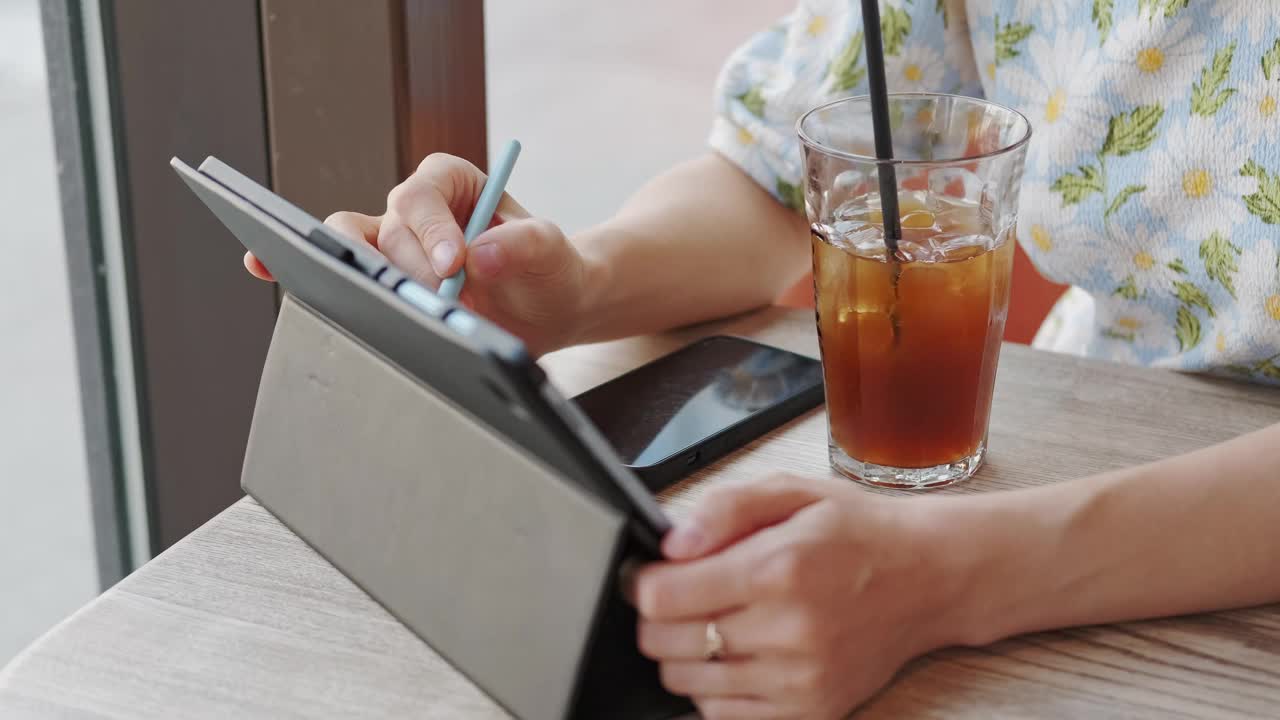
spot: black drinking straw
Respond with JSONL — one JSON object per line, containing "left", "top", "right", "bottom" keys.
{"left": 859, "top": 0, "right": 902, "bottom": 255}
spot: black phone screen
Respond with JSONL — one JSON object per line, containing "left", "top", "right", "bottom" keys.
{"left": 572, "top": 336, "right": 824, "bottom": 468}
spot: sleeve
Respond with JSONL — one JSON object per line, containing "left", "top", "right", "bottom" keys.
{"left": 708, "top": 0, "right": 983, "bottom": 213}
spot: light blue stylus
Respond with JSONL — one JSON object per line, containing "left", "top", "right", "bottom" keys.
{"left": 436, "top": 139, "right": 522, "bottom": 302}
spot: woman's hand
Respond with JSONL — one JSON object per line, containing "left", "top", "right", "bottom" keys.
{"left": 631, "top": 476, "right": 963, "bottom": 720}
{"left": 244, "top": 153, "right": 595, "bottom": 356}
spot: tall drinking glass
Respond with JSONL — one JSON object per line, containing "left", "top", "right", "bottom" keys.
{"left": 798, "top": 93, "right": 1031, "bottom": 488}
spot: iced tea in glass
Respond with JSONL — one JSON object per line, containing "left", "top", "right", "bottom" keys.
{"left": 798, "top": 94, "right": 1031, "bottom": 488}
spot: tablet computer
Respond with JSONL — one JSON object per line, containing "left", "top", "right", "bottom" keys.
{"left": 171, "top": 156, "right": 671, "bottom": 551}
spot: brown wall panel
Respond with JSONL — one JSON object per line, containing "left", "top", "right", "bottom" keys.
{"left": 261, "top": 0, "right": 490, "bottom": 209}
{"left": 403, "top": 0, "right": 488, "bottom": 173}
{"left": 104, "top": 0, "right": 277, "bottom": 550}
{"left": 260, "top": 0, "right": 402, "bottom": 218}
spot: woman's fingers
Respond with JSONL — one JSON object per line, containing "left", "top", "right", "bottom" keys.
{"left": 243, "top": 251, "right": 274, "bottom": 281}
{"left": 634, "top": 502, "right": 828, "bottom": 621}
{"left": 324, "top": 210, "right": 382, "bottom": 248}
{"left": 663, "top": 657, "right": 840, "bottom": 719}
{"left": 379, "top": 179, "right": 451, "bottom": 285}
{"left": 378, "top": 154, "right": 481, "bottom": 280}
{"left": 659, "top": 657, "right": 813, "bottom": 699}
{"left": 631, "top": 543, "right": 757, "bottom": 621}
{"left": 692, "top": 697, "right": 780, "bottom": 720}
{"left": 663, "top": 476, "right": 826, "bottom": 560}
{"left": 379, "top": 154, "right": 533, "bottom": 283}
{"left": 252, "top": 152, "right": 536, "bottom": 290}
{"left": 466, "top": 218, "right": 572, "bottom": 282}
{"left": 638, "top": 605, "right": 792, "bottom": 661}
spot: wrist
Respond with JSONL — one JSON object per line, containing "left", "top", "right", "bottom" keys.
{"left": 926, "top": 479, "right": 1116, "bottom": 649}
{"left": 911, "top": 493, "right": 1049, "bottom": 650}
{"left": 565, "top": 224, "right": 622, "bottom": 347}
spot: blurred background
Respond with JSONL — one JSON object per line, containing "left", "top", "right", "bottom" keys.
{"left": 1, "top": 0, "right": 1060, "bottom": 666}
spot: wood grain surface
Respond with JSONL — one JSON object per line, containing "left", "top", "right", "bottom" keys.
{"left": 3, "top": 307, "right": 1279, "bottom": 719}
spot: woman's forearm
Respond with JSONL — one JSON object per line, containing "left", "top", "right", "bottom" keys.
{"left": 942, "top": 421, "right": 1280, "bottom": 647}
{"left": 570, "top": 153, "right": 810, "bottom": 344}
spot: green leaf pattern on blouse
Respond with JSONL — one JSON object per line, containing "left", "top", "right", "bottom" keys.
{"left": 707, "top": 1, "right": 1280, "bottom": 383}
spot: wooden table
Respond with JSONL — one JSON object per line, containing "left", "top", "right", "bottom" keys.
{"left": 3, "top": 307, "right": 1280, "bottom": 719}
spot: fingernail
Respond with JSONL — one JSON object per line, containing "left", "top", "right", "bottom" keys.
{"left": 470, "top": 243, "right": 503, "bottom": 278}
{"left": 430, "top": 241, "right": 457, "bottom": 276}
{"left": 663, "top": 522, "right": 707, "bottom": 559}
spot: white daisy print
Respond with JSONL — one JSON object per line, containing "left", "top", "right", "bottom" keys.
{"left": 887, "top": 43, "right": 945, "bottom": 92}
{"left": 1199, "top": 313, "right": 1270, "bottom": 372}
{"left": 1197, "top": 239, "right": 1280, "bottom": 374}
{"left": 1141, "top": 116, "right": 1259, "bottom": 240}
{"left": 971, "top": 21, "right": 997, "bottom": 87}
{"left": 1205, "top": 314, "right": 1237, "bottom": 365}
{"left": 715, "top": 54, "right": 762, "bottom": 109}
{"left": 1235, "top": 73, "right": 1280, "bottom": 151}
{"left": 1017, "top": 181, "right": 1105, "bottom": 285}
{"left": 1094, "top": 298, "right": 1177, "bottom": 355}
{"left": 709, "top": 115, "right": 775, "bottom": 187}
{"left": 1103, "top": 14, "right": 1207, "bottom": 105}
{"left": 1100, "top": 224, "right": 1186, "bottom": 298}
{"left": 1001, "top": 29, "right": 1108, "bottom": 173}
{"left": 1024, "top": 0, "right": 1072, "bottom": 34}
{"left": 793, "top": 2, "right": 832, "bottom": 39}
{"left": 1209, "top": 1, "right": 1275, "bottom": 46}
{"left": 1231, "top": 239, "right": 1280, "bottom": 342}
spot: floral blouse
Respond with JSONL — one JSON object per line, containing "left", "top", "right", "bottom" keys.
{"left": 709, "top": 0, "right": 1280, "bottom": 384}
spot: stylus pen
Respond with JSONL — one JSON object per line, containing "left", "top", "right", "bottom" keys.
{"left": 436, "top": 139, "right": 522, "bottom": 302}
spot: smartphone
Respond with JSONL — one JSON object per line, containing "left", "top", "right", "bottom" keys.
{"left": 572, "top": 335, "right": 825, "bottom": 491}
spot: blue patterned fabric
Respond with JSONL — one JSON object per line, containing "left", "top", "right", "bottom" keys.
{"left": 709, "top": 0, "right": 1280, "bottom": 383}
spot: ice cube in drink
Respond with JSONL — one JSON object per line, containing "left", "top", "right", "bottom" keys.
{"left": 811, "top": 191, "right": 1013, "bottom": 484}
